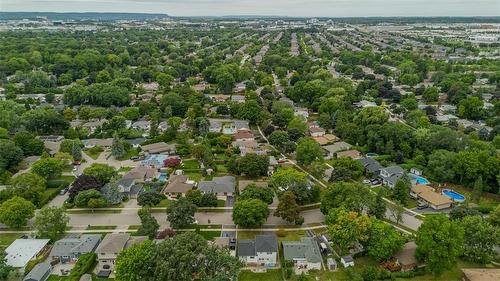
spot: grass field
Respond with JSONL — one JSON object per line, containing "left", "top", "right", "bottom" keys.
{"left": 238, "top": 269, "right": 283, "bottom": 281}
{"left": 86, "top": 225, "right": 117, "bottom": 230}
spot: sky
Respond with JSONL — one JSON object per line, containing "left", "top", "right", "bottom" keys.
{"left": 1, "top": 0, "right": 499, "bottom": 17}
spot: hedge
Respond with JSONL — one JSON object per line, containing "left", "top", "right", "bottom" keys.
{"left": 68, "top": 252, "right": 97, "bottom": 281}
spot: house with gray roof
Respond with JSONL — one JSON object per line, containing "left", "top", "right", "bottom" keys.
{"left": 283, "top": 238, "right": 322, "bottom": 273}
{"left": 198, "top": 176, "right": 236, "bottom": 199}
{"left": 23, "top": 262, "right": 51, "bottom": 281}
{"left": 357, "top": 158, "right": 383, "bottom": 175}
{"left": 49, "top": 235, "right": 101, "bottom": 264}
{"left": 322, "top": 142, "right": 352, "bottom": 159}
{"left": 237, "top": 235, "right": 278, "bottom": 268}
{"left": 380, "top": 166, "right": 405, "bottom": 188}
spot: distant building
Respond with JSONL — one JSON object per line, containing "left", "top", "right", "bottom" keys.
{"left": 238, "top": 235, "right": 278, "bottom": 268}
{"left": 198, "top": 176, "right": 236, "bottom": 199}
{"left": 283, "top": 238, "right": 322, "bottom": 274}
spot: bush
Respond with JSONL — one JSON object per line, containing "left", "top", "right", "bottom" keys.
{"left": 68, "top": 252, "right": 96, "bottom": 281}
{"left": 276, "top": 229, "right": 286, "bottom": 237}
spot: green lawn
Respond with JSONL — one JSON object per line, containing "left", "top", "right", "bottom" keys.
{"left": 185, "top": 172, "right": 203, "bottom": 182}
{"left": 156, "top": 198, "right": 171, "bottom": 207}
{"left": 118, "top": 148, "right": 139, "bottom": 161}
{"left": 198, "top": 231, "right": 222, "bottom": 240}
{"left": 47, "top": 175, "right": 75, "bottom": 189}
{"left": 181, "top": 159, "right": 199, "bottom": 170}
{"left": 86, "top": 225, "right": 116, "bottom": 230}
{"left": 0, "top": 233, "right": 23, "bottom": 250}
{"left": 217, "top": 199, "right": 226, "bottom": 207}
{"left": 238, "top": 269, "right": 283, "bottom": 281}
{"left": 118, "top": 166, "right": 133, "bottom": 173}
{"left": 84, "top": 146, "right": 103, "bottom": 160}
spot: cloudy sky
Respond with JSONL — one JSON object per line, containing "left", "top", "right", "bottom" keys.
{"left": 1, "top": 0, "right": 499, "bottom": 17}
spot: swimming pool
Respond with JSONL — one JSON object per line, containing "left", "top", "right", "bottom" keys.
{"left": 158, "top": 173, "right": 168, "bottom": 182}
{"left": 442, "top": 189, "right": 465, "bottom": 203}
{"left": 408, "top": 174, "right": 430, "bottom": 185}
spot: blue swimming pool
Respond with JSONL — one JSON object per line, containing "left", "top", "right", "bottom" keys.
{"left": 158, "top": 173, "right": 168, "bottom": 182}
{"left": 408, "top": 174, "right": 430, "bottom": 185}
{"left": 442, "top": 189, "right": 465, "bottom": 202}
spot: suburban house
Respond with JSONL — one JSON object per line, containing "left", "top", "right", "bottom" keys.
{"left": 141, "top": 142, "right": 176, "bottom": 155}
{"left": 232, "top": 140, "right": 259, "bottom": 156}
{"left": 238, "top": 235, "right": 278, "bottom": 268}
{"left": 198, "top": 176, "right": 236, "bottom": 199}
{"left": 102, "top": 178, "right": 142, "bottom": 202}
{"left": 462, "top": 268, "right": 500, "bottom": 281}
{"left": 125, "top": 138, "right": 146, "bottom": 148}
{"left": 336, "top": 150, "right": 362, "bottom": 160}
{"left": 207, "top": 94, "right": 230, "bottom": 103}
{"left": 43, "top": 141, "right": 60, "bottom": 156}
{"left": 357, "top": 158, "right": 383, "bottom": 175}
{"left": 141, "top": 154, "right": 169, "bottom": 168}
{"left": 341, "top": 256, "right": 354, "bottom": 267}
{"left": 282, "top": 238, "right": 322, "bottom": 274}
{"left": 5, "top": 239, "right": 50, "bottom": 272}
{"left": 83, "top": 138, "right": 113, "bottom": 149}
{"left": 313, "top": 134, "right": 338, "bottom": 146}
{"left": 158, "top": 121, "right": 170, "bottom": 132}
{"left": 394, "top": 241, "right": 424, "bottom": 271}
{"left": 163, "top": 175, "right": 195, "bottom": 198}
{"left": 231, "top": 95, "right": 246, "bottom": 103}
{"left": 81, "top": 119, "right": 106, "bottom": 134}
{"left": 294, "top": 107, "right": 309, "bottom": 119}
{"left": 322, "top": 141, "right": 352, "bottom": 159}
{"left": 123, "top": 166, "right": 158, "bottom": 183}
{"left": 410, "top": 184, "right": 452, "bottom": 210}
{"left": 49, "top": 234, "right": 101, "bottom": 264}
{"left": 131, "top": 120, "right": 151, "bottom": 131}
{"left": 23, "top": 262, "right": 52, "bottom": 281}
{"left": 95, "top": 233, "right": 145, "bottom": 278}
{"left": 379, "top": 166, "right": 405, "bottom": 188}
{"left": 309, "top": 126, "right": 326, "bottom": 137}
{"left": 209, "top": 119, "right": 223, "bottom": 133}
{"left": 234, "top": 130, "right": 255, "bottom": 141}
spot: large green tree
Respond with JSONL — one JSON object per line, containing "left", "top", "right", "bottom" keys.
{"left": 296, "top": 137, "right": 324, "bottom": 166}
{"left": 33, "top": 206, "right": 69, "bottom": 241}
{"left": 415, "top": 215, "right": 464, "bottom": 275}
{"left": 321, "top": 182, "right": 372, "bottom": 214}
{"left": 0, "top": 196, "right": 36, "bottom": 229}
{"left": 367, "top": 219, "right": 405, "bottom": 261}
{"left": 274, "top": 191, "right": 301, "bottom": 224}
{"left": 325, "top": 208, "right": 371, "bottom": 254}
{"left": 166, "top": 197, "right": 197, "bottom": 229}
{"left": 83, "top": 163, "right": 117, "bottom": 184}
{"left": 232, "top": 199, "right": 270, "bottom": 228}
{"left": 31, "top": 158, "right": 64, "bottom": 179}
{"left": 461, "top": 215, "right": 500, "bottom": 264}
{"left": 137, "top": 207, "right": 160, "bottom": 239}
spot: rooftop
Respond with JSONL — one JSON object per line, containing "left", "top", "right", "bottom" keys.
{"left": 282, "top": 238, "right": 322, "bottom": 263}
{"left": 5, "top": 239, "right": 50, "bottom": 268}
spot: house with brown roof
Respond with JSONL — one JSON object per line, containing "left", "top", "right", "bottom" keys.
{"left": 141, "top": 142, "right": 176, "bottom": 154}
{"left": 313, "top": 134, "right": 338, "bottom": 145}
{"left": 123, "top": 166, "right": 158, "bottom": 183}
{"left": 336, "top": 150, "right": 362, "bottom": 160}
{"left": 410, "top": 184, "right": 452, "bottom": 210}
{"left": 234, "top": 130, "right": 255, "bottom": 141}
{"left": 462, "top": 268, "right": 500, "bottom": 281}
{"left": 393, "top": 241, "right": 423, "bottom": 272}
{"left": 309, "top": 126, "right": 326, "bottom": 137}
{"left": 95, "top": 233, "right": 146, "bottom": 278}
{"left": 163, "top": 175, "right": 195, "bottom": 198}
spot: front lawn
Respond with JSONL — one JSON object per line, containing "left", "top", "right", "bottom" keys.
{"left": 0, "top": 233, "right": 23, "bottom": 250}
{"left": 84, "top": 146, "right": 103, "bottom": 160}
{"left": 198, "top": 230, "right": 221, "bottom": 240}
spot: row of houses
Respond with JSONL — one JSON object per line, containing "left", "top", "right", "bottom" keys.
{"left": 6, "top": 233, "right": 146, "bottom": 281}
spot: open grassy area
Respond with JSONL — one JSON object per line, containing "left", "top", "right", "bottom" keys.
{"left": 0, "top": 233, "right": 23, "bottom": 250}
{"left": 118, "top": 148, "right": 140, "bottom": 161}
{"left": 238, "top": 269, "right": 283, "bottom": 281}
{"left": 181, "top": 159, "right": 199, "bottom": 170}
{"left": 156, "top": 198, "right": 171, "bottom": 207}
{"left": 47, "top": 175, "right": 75, "bottom": 189}
{"left": 198, "top": 230, "right": 222, "bottom": 240}
{"left": 118, "top": 166, "right": 133, "bottom": 173}
{"left": 217, "top": 199, "right": 226, "bottom": 207}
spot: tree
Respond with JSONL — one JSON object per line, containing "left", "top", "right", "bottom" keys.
{"left": 416, "top": 215, "right": 464, "bottom": 275}
{"left": 68, "top": 175, "right": 102, "bottom": 200}
{"left": 274, "top": 191, "right": 301, "bottom": 224}
{"left": 238, "top": 100, "right": 264, "bottom": 125}
{"left": 138, "top": 208, "right": 160, "bottom": 239}
{"left": 368, "top": 193, "right": 386, "bottom": 219}
{"left": 137, "top": 191, "right": 164, "bottom": 207}
{"left": 233, "top": 153, "right": 269, "bottom": 178}
{"left": 232, "top": 199, "right": 270, "bottom": 228}
{"left": 239, "top": 185, "right": 274, "bottom": 205}
{"left": 270, "top": 168, "right": 312, "bottom": 204}
{"left": 489, "top": 205, "right": 500, "bottom": 227}
{"left": 83, "top": 163, "right": 117, "bottom": 184}
{"left": 13, "top": 131, "right": 44, "bottom": 156}
{"left": 164, "top": 157, "right": 181, "bottom": 168}
{"left": 329, "top": 157, "right": 364, "bottom": 181}
{"left": 22, "top": 108, "right": 69, "bottom": 134}
{"left": 101, "top": 180, "right": 123, "bottom": 205}
{"left": 269, "top": 130, "right": 289, "bottom": 149}
{"left": 9, "top": 173, "right": 46, "bottom": 206}
{"left": 326, "top": 208, "right": 371, "bottom": 254}
{"left": 458, "top": 96, "right": 483, "bottom": 120}
{"left": 393, "top": 176, "right": 410, "bottom": 206}
{"left": 185, "top": 189, "right": 203, "bottom": 206}
{"left": 74, "top": 189, "right": 107, "bottom": 208}
{"left": 423, "top": 86, "right": 439, "bottom": 102}
{"left": 471, "top": 176, "right": 482, "bottom": 203}
{"left": 111, "top": 134, "right": 126, "bottom": 159}
{"left": 71, "top": 141, "right": 82, "bottom": 162}
{"left": 33, "top": 206, "right": 69, "bottom": 241}
{"left": 321, "top": 182, "right": 372, "bottom": 214}
{"left": 166, "top": 197, "right": 197, "bottom": 229}
{"left": 296, "top": 137, "right": 323, "bottom": 166}
{"left": 31, "top": 158, "right": 64, "bottom": 179}
{"left": 116, "top": 240, "right": 154, "bottom": 281}
{"left": 200, "top": 192, "right": 218, "bottom": 207}
{"left": 387, "top": 202, "right": 405, "bottom": 225}
{"left": 0, "top": 251, "right": 12, "bottom": 280}
{"left": 367, "top": 219, "right": 405, "bottom": 261}
{"left": 0, "top": 196, "right": 35, "bottom": 229}
{"left": 449, "top": 205, "right": 482, "bottom": 221}
{"left": 461, "top": 215, "right": 500, "bottom": 264}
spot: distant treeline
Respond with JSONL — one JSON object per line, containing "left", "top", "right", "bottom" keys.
{"left": 0, "top": 12, "right": 169, "bottom": 21}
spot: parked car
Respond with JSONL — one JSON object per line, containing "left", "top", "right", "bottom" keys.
{"left": 370, "top": 178, "right": 382, "bottom": 186}
{"left": 59, "top": 188, "right": 68, "bottom": 195}
{"left": 278, "top": 158, "right": 288, "bottom": 163}
{"left": 362, "top": 179, "right": 371, "bottom": 184}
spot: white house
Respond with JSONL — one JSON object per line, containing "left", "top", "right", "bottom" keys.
{"left": 237, "top": 235, "right": 278, "bottom": 268}
{"left": 341, "top": 256, "right": 354, "bottom": 267}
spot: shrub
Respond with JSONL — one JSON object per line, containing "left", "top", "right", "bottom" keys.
{"left": 68, "top": 252, "right": 96, "bottom": 281}
{"left": 276, "top": 228, "right": 287, "bottom": 237}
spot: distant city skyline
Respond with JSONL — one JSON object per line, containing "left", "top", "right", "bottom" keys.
{"left": 2, "top": 0, "right": 500, "bottom": 17}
